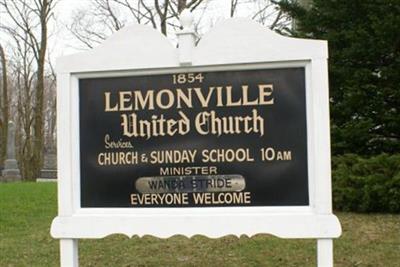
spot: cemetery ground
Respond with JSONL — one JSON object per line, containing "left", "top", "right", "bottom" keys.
{"left": 0, "top": 182, "right": 399, "bottom": 267}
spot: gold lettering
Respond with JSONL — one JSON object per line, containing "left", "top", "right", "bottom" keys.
{"left": 176, "top": 88, "right": 193, "bottom": 109}
{"left": 104, "top": 92, "right": 118, "bottom": 111}
{"left": 134, "top": 90, "right": 154, "bottom": 110}
{"left": 195, "top": 109, "right": 264, "bottom": 137}
{"left": 156, "top": 89, "right": 174, "bottom": 109}
{"left": 226, "top": 86, "right": 242, "bottom": 106}
{"left": 242, "top": 85, "right": 259, "bottom": 106}
{"left": 194, "top": 87, "right": 214, "bottom": 107}
{"left": 119, "top": 91, "right": 133, "bottom": 111}
{"left": 258, "top": 84, "right": 274, "bottom": 105}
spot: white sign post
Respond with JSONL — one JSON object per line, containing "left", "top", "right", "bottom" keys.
{"left": 51, "top": 10, "right": 341, "bottom": 267}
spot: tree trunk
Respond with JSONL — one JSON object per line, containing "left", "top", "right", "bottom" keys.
{"left": 160, "top": 19, "right": 167, "bottom": 35}
{"left": 0, "top": 44, "right": 8, "bottom": 165}
{"left": 32, "top": 0, "right": 49, "bottom": 179}
{"left": 177, "top": 0, "right": 186, "bottom": 13}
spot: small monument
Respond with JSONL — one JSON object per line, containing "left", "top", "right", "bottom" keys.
{"left": 37, "top": 152, "right": 57, "bottom": 182}
{"left": 1, "top": 121, "right": 21, "bottom": 181}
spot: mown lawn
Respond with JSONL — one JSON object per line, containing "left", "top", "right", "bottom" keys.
{"left": 0, "top": 182, "right": 399, "bottom": 266}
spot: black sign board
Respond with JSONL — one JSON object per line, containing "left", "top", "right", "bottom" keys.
{"left": 79, "top": 67, "right": 308, "bottom": 207}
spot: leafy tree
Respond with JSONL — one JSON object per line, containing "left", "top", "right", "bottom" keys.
{"left": 278, "top": 0, "right": 400, "bottom": 155}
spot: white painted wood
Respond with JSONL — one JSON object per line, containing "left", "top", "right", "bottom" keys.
{"left": 51, "top": 214, "right": 340, "bottom": 239}
{"left": 51, "top": 9, "right": 341, "bottom": 266}
{"left": 56, "top": 73, "right": 74, "bottom": 216}
{"left": 60, "top": 239, "right": 78, "bottom": 267}
{"left": 70, "top": 76, "right": 81, "bottom": 212}
{"left": 56, "top": 23, "right": 179, "bottom": 74}
{"left": 193, "top": 19, "right": 327, "bottom": 65}
{"left": 176, "top": 9, "right": 196, "bottom": 65}
{"left": 312, "top": 58, "right": 333, "bottom": 214}
{"left": 317, "top": 239, "right": 333, "bottom": 267}
{"left": 57, "top": 69, "right": 78, "bottom": 267}
{"left": 304, "top": 62, "right": 316, "bottom": 207}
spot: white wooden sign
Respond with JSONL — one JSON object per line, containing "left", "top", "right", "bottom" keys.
{"left": 51, "top": 10, "right": 341, "bottom": 267}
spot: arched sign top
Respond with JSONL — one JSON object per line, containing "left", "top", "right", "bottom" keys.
{"left": 96, "top": 23, "right": 176, "bottom": 51}
{"left": 194, "top": 18, "right": 327, "bottom": 65}
{"left": 57, "top": 18, "right": 328, "bottom": 73}
{"left": 56, "top": 23, "right": 179, "bottom": 73}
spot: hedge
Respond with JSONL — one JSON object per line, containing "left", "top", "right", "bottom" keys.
{"left": 331, "top": 153, "right": 400, "bottom": 213}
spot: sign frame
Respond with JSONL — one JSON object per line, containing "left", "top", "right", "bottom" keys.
{"left": 51, "top": 11, "right": 341, "bottom": 267}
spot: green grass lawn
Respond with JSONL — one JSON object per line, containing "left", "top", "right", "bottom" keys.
{"left": 0, "top": 182, "right": 399, "bottom": 267}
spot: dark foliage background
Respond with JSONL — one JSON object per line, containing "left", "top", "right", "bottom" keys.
{"left": 332, "top": 154, "right": 400, "bottom": 213}
{"left": 278, "top": 0, "right": 400, "bottom": 156}
{"left": 277, "top": 0, "right": 400, "bottom": 212}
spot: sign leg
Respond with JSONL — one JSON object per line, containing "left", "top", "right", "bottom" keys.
{"left": 60, "top": 239, "right": 79, "bottom": 267}
{"left": 317, "top": 239, "right": 333, "bottom": 267}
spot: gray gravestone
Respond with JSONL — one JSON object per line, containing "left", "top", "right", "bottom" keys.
{"left": 38, "top": 152, "right": 57, "bottom": 181}
{"left": 1, "top": 121, "right": 21, "bottom": 182}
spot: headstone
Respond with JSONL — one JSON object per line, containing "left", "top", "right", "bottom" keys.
{"left": 37, "top": 152, "right": 57, "bottom": 182}
{"left": 1, "top": 121, "right": 21, "bottom": 182}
